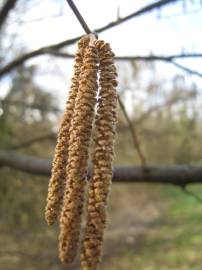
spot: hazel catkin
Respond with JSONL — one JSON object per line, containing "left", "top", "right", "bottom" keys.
{"left": 59, "top": 43, "right": 99, "bottom": 263}
{"left": 44, "top": 35, "right": 118, "bottom": 269}
{"left": 45, "top": 36, "right": 90, "bottom": 226}
{"left": 81, "top": 40, "right": 118, "bottom": 270}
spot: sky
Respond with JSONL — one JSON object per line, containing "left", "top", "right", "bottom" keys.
{"left": 1, "top": 0, "right": 202, "bottom": 108}
{"left": 19, "top": 0, "right": 202, "bottom": 55}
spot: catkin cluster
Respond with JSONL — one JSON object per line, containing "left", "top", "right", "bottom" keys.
{"left": 45, "top": 35, "right": 118, "bottom": 270}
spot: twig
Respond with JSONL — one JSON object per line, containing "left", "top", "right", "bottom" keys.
{"left": 0, "top": 99, "right": 61, "bottom": 113}
{"left": 46, "top": 51, "right": 202, "bottom": 61}
{"left": 118, "top": 95, "right": 146, "bottom": 167}
{"left": 65, "top": 0, "right": 91, "bottom": 34}
{"left": 181, "top": 186, "right": 202, "bottom": 203}
{"left": 96, "top": 0, "right": 180, "bottom": 34}
{"left": 47, "top": 51, "right": 202, "bottom": 79}
{"left": 0, "top": 0, "right": 18, "bottom": 31}
{"left": 8, "top": 133, "right": 56, "bottom": 150}
{"left": 170, "top": 60, "right": 202, "bottom": 78}
{"left": 0, "top": 0, "right": 181, "bottom": 77}
{"left": 135, "top": 92, "right": 195, "bottom": 124}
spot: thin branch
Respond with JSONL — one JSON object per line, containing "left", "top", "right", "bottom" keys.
{"left": 0, "top": 0, "right": 181, "bottom": 77}
{"left": 0, "top": 39, "right": 79, "bottom": 78}
{"left": 47, "top": 51, "right": 202, "bottom": 78}
{"left": 135, "top": 92, "right": 195, "bottom": 124}
{"left": 65, "top": 0, "right": 91, "bottom": 34}
{"left": 117, "top": 124, "right": 164, "bottom": 137}
{"left": 118, "top": 95, "right": 146, "bottom": 167}
{"left": 0, "top": 99, "right": 61, "bottom": 113}
{"left": 8, "top": 133, "right": 56, "bottom": 150}
{"left": 1, "top": 150, "right": 202, "bottom": 187}
{"left": 47, "top": 52, "right": 202, "bottom": 61}
{"left": 0, "top": 0, "right": 18, "bottom": 31}
{"left": 95, "top": 0, "right": 180, "bottom": 34}
{"left": 43, "top": 51, "right": 202, "bottom": 78}
{"left": 170, "top": 60, "right": 202, "bottom": 78}
{"left": 181, "top": 186, "right": 202, "bottom": 203}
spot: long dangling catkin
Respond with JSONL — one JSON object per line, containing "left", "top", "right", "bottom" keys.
{"left": 45, "top": 36, "right": 90, "bottom": 226}
{"left": 81, "top": 40, "right": 118, "bottom": 270}
{"left": 59, "top": 42, "right": 99, "bottom": 263}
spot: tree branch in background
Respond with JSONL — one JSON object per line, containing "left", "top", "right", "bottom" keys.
{"left": 95, "top": 0, "right": 181, "bottom": 33}
{"left": 8, "top": 133, "right": 56, "bottom": 150}
{"left": 47, "top": 51, "right": 202, "bottom": 79}
{"left": 47, "top": 52, "right": 202, "bottom": 61}
{"left": 0, "top": 0, "right": 181, "bottom": 77}
{"left": 182, "top": 186, "right": 202, "bottom": 203}
{"left": 0, "top": 150, "right": 202, "bottom": 187}
{"left": 135, "top": 91, "right": 196, "bottom": 124}
{"left": 0, "top": 0, "right": 18, "bottom": 31}
{"left": 118, "top": 96, "right": 146, "bottom": 167}
{"left": 0, "top": 99, "right": 61, "bottom": 113}
{"left": 170, "top": 60, "right": 202, "bottom": 78}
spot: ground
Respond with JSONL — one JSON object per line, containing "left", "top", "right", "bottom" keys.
{"left": 102, "top": 184, "right": 202, "bottom": 270}
{"left": 1, "top": 183, "right": 202, "bottom": 270}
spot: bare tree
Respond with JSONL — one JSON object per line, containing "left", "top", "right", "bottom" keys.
{"left": 0, "top": 0, "right": 202, "bottom": 186}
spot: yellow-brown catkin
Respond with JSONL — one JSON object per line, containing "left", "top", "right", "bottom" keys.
{"left": 45, "top": 36, "right": 89, "bottom": 226}
{"left": 81, "top": 40, "right": 118, "bottom": 270}
{"left": 59, "top": 43, "right": 99, "bottom": 264}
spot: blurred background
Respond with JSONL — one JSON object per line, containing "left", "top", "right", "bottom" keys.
{"left": 0, "top": 0, "right": 202, "bottom": 269}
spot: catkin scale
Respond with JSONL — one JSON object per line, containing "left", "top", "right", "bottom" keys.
{"left": 59, "top": 44, "right": 99, "bottom": 263}
{"left": 45, "top": 36, "right": 89, "bottom": 226}
{"left": 81, "top": 40, "right": 118, "bottom": 270}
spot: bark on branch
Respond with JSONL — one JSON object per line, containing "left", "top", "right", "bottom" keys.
{"left": 0, "top": 150, "right": 201, "bottom": 187}
{"left": 0, "top": 0, "right": 18, "bottom": 31}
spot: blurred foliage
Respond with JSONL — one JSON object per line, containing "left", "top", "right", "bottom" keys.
{"left": 116, "top": 64, "right": 202, "bottom": 166}
{"left": 0, "top": 66, "right": 56, "bottom": 231}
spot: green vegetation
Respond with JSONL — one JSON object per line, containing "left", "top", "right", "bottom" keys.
{"left": 105, "top": 185, "right": 202, "bottom": 270}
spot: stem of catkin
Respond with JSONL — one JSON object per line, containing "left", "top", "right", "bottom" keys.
{"left": 45, "top": 36, "right": 90, "bottom": 226}
{"left": 81, "top": 40, "right": 118, "bottom": 270}
{"left": 59, "top": 43, "right": 99, "bottom": 263}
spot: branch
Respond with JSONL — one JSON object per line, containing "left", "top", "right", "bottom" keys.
{"left": 0, "top": 150, "right": 202, "bottom": 187}
{"left": 135, "top": 91, "right": 195, "bottom": 124}
{"left": 8, "top": 133, "right": 56, "bottom": 150}
{"left": 122, "top": 54, "right": 202, "bottom": 60}
{"left": 118, "top": 96, "right": 146, "bottom": 167}
{"left": 0, "top": 0, "right": 18, "bottom": 31}
{"left": 47, "top": 51, "right": 202, "bottom": 78}
{"left": 181, "top": 186, "right": 202, "bottom": 203}
{"left": 0, "top": 99, "right": 61, "bottom": 113}
{"left": 95, "top": 0, "right": 180, "bottom": 33}
{"left": 170, "top": 60, "right": 202, "bottom": 78}
{"left": 0, "top": 150, "right": 51, "bottom": 176}
{"left": 0, "top": 0, "right": 180, "bottom": 77}
{"left": 46, "top": 52, "right": 202, "bottom": 61}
